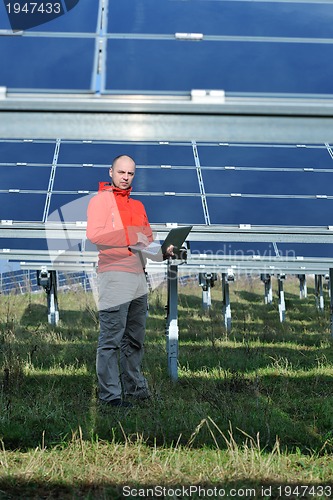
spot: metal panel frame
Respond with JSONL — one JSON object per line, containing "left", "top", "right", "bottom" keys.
{"left": 8, "top": 247, "right": 333, "bottom": 275}
{"left": 2, "top": 91, "right": 333, "bottom": 143}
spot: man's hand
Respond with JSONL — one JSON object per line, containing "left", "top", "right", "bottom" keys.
{"left": 164, "top": 244, "right": 175, "bottom": 258}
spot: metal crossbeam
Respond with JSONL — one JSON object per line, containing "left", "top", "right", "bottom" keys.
{"left": 2, "top": 223, "right": 333, "bottom": 275}
{"left": 2, "top": 92, "right": 333, "bottom": 143}
{"left": 11, "top": 251, "right": 333, "bottom": 275}
{"left": 3, "top": 222, "right": 333, "bottom": 243}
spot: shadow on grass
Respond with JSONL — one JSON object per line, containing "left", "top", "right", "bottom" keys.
{"left": 177, "top": 342, "right": 333, "bottom": 372}
{"left": 177, "top": 291, "right": 331, "bottom": 339}
{"left": 234, "top": 289, "right": 264, "bottom": 303}
{"left": 91, "top": 366, "right": 333, "bottom": 453}
{"left": 175, "top": 371, "right": 333, "bottom": 453}
{"left": 0, "top": 479, "right": 115, "bottom": 500}
{"left": 0, "top": 372, "right": 95, "bottom": 450}
{"left": 0, "top": 479, "right": 328, "bottom": 500}
{"left": 0, "top": 384, "right": 330, "bottom": 453}
{"left": 1, "top": 287, "right": 333, "bottom": 454}
{"left": 2, "top": 366, "right": 332, "bottom": 453}
{"left": 20, "top": 303, "right": 98, "bottom": 329}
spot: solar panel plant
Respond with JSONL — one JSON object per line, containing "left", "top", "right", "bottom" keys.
{"left": 1, "top": 0, "right": 333, "bottom": 497}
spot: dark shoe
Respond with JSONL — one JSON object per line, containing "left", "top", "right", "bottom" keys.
{"left": 110, "top": 399, "right": 133, "bottom": 408}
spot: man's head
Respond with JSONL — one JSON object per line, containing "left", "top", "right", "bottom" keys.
{"left": 109, "top": 155, "right": 136, "bottom": 190}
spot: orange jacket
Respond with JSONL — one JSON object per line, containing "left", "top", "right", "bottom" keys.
{"left": 86, "top": 186, "right": 153, "bottom": 273}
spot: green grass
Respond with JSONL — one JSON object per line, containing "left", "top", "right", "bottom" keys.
{"left": 1, "top": 275, "right": 333, "bottom": 498}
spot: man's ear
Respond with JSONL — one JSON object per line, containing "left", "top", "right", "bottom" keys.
{"left": 109, "top": 168, "right": 113, "bottom": 179}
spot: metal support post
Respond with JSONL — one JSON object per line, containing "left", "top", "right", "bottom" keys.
{"left": 203, "top": 287, "right": 211, "bottom": 310}
{"left": 165, "top": 262, "right": 179, "bottom": 381}
{"left": 47, "top": 271, "right": 59, "bottom": 325}
{"left": 315, "top": 274, "right": 324, "bottom": 312}
{"left": 222, "top": 273, "right": 232, "bottom": 332}
{"left": 199, "top": 272, "right": 211, "bottom": 310}
{"left": 199, "top": 272, "right": 217, "bottom": 311}
{"left": 261, "top": 274, "right": 272, "bottom": 304}
{"left": 278, "top": 275, "right": 286, "bottom": 322}
{"left": 329, "top": 269, "right": 333, "bottom": 337}
{"left": 202, "top": 284, "right": 211, "bottom": 311}
{"left": 325, "top": 274, "right": 330, "bottom": 299}
{"left": 37, "top": 268, "right": 59, "bottom": 325}
{"left": 298, "top": 274, "right": 307, "bottom": 299}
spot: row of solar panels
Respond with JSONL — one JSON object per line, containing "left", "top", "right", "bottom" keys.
{"left": 1, "top": 0, "right": 333, "bottom": 94}
{"left": 2, "top": 1, "right": 333, "bottom": 274}
{"left": 2, "top": 0, "right": 332, "bottom": 35}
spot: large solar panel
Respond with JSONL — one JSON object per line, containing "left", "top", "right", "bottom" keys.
{"left": 1, "top": 139, "right": 333, "bottom": 267}
{"left": 105, "top": 0, "right": 333, "bottom": 94}
{"left": 0, "top": 37, "right": 95, "bottom": 90}
{"left": 105, "top": 39, "right": 333, "bottom": 94}
{"left": 3, "top": 139, "right": 333, "bottom": 223}
{"left": 107, "top": 0, "right": 333, "bottom": 38}
{"left": 1, "top": 0, "right": 333, "bottom": 276}
{"left": 2, "top": 0, "right": 332, "bottom": 94}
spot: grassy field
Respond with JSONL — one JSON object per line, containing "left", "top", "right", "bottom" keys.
{"left": 1, "top": 274, "right": 333, "bottom": 498}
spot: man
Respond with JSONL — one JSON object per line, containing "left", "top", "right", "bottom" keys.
{"left": 86, "top": 155, "right": 172, "bottom": 408}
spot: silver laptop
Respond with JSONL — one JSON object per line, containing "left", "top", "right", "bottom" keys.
{"left": 130, "top": 225, "right": 193, "bottom": 258}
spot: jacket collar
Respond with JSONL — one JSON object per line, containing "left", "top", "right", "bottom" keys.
{"left": 109, "top": 186, "right": 132, "bottom": 197}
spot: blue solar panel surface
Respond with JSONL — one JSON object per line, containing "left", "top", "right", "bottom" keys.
{"left": 0, "top": 37, "right": 95, "bottom": 90}
{"left": 1, "top": 141, "right": 333, "bottom": 246}
{"left": 198, "top": 145, "right": 333, "bottom": 170}
{"left": 203, "top": 170, "right": 333, "bottom": 196}
{"left": 105, "top": 40, "right": 333, "bottom": 93}
{"left": 0, "top": 166, "right": 51, "bottom": 190}
{"left": 0, "top": 0, "right": 332, "bottom": 94}
{"left": 0, "top": 192, "right": 46, "bottom": 221}
{"left": 0, "top": 141, "right": 56, "bottom": 163}
{"left": 57, "top": 143, "right": 195, "bottom": 165}
{"left": 108, "top": 0, "right": 333, "bottom": 38}
{"left": 1, "top": 1, "right": 333, "bottom": 265}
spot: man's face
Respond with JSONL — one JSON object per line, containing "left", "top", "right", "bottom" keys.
{"left": 109, "top": 156, "right": 136, "bottom": 190}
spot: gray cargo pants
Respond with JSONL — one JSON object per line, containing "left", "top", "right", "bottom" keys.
{"left": 96, "top": 271, "right": 150, "bottom": 402}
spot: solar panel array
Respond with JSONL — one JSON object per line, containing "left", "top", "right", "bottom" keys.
{"left": 1, "top": 0, "right": 333, "bottom": 94}
{"left": 1, "top": 138, "right": 333, "bottom": 261}
{"left": 1, "top": 0, "right": 333, "bottom": 273}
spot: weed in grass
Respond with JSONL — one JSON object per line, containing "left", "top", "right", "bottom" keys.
{"left": 187, "top": 417, "right": 282, "bottom": 477}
